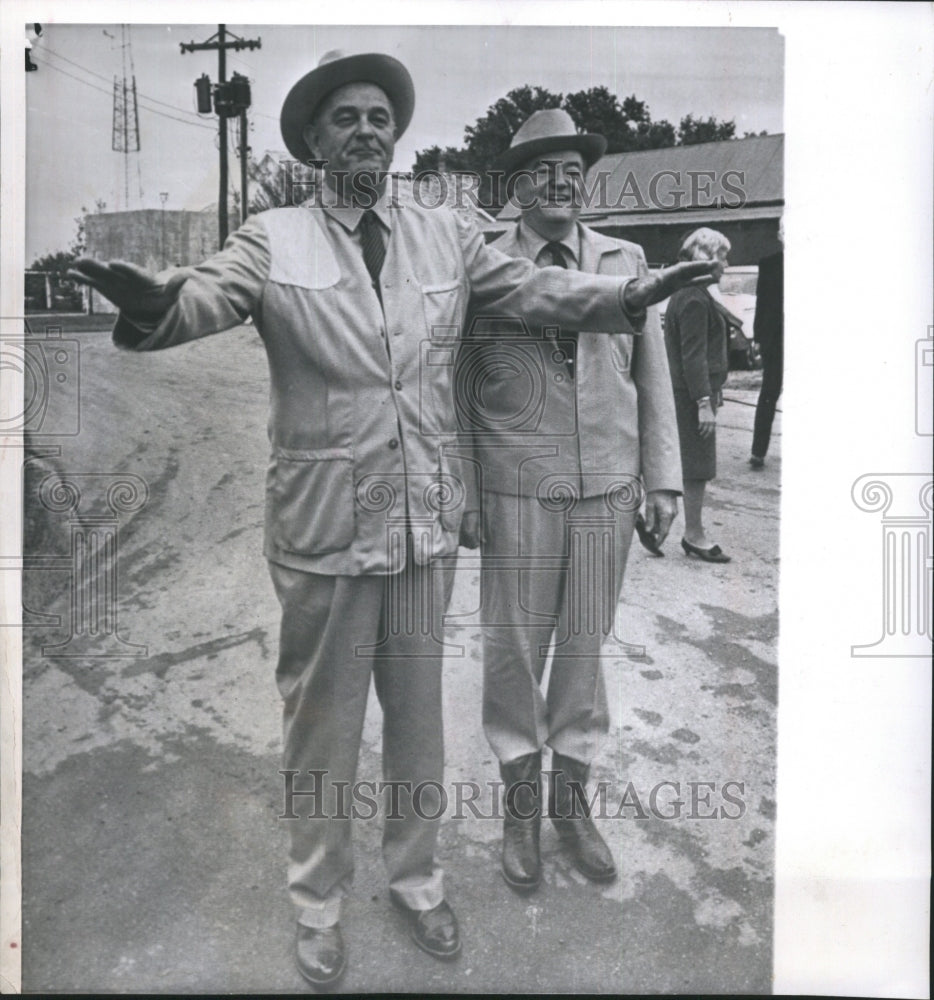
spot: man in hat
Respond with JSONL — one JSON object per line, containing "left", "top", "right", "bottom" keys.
{"left": 456, "top": 109, "right": 682, "bottom": 893}
{"left": 70, "top": 52, "right": 710, "bottom": 987}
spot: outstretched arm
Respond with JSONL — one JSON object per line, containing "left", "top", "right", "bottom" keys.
{"left": 457, "top": 212, "right": 717, "bottom": 333}
{"left": 623, "top": 261, "right": 718, "bottom": 312}
{"left": 68, "top": 217, "right": 270, "bottom": 351}
{"left": 68, "top": 259, "right": 188, "bottom": 320}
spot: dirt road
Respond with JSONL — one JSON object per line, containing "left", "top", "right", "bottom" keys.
{"left": 20, "top": 323, "right": 779, "bottom": 993}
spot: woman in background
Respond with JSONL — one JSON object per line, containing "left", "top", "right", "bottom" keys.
{"left": 663, "top": 227, "right": 732, "bottom": 563}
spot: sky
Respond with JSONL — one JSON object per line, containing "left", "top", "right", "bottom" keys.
{"left": 24, "top": 23, "right": 783, "bottom": 261}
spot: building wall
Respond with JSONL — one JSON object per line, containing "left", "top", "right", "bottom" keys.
{"left": 84, "top": 209, "right": 224, "bottom": 312}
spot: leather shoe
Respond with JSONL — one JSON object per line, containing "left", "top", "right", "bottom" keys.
{"left": 500, "top": 751, "right": 542, "bottom": 892}
{"left": 393, "top": 897, "right": 461, "bottom": 960}
{"left": 681, "top": 537, "right": 731, "bottom": 563}
{"left": 549, "top": 752, "right": 617, "bottom": 882}
{"left": 296, "top": 923, "right": 346, "bottom": 988}
{"left": 634, "top": 513, "right": 665, "bottom": 556}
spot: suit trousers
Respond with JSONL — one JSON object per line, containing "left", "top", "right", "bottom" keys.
{"left": 752, "top": 347, "right": 783, "bottom": 459}
{"left": 269, "top": 544, "right": 455, "bottom": 928}
{"left": 480, "top": 489, "right": 636, "bottom": 766}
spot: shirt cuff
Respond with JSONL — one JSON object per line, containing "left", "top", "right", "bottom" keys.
{"left": 618, "top": 278, "right": 647, "bottom": 331}
{"left": 112, "top": 312, "right": 160, "bottom": 350}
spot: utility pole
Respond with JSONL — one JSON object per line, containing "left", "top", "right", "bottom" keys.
{"left": 159, "top": 191, "right": 169, "bottom": 268}
{"left": 181, "top": 25, "right": 260, "bottom": 249}
{"left": 239, "top": 107, "right": 249, "bottom": 225}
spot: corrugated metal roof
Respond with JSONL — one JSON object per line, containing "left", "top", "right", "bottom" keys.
{"left": 499, "top": 133, "right": 783, "bottom": 222}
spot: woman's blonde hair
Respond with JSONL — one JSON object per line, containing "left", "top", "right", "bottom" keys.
{"left": 677, "top": 227, "right": 731, "bottom": 262}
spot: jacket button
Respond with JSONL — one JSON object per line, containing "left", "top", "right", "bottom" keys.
{"left": 394, "top": 380, "right": 403, "bottom": 390}
{"left": 388, "top": 438, "right": 399, "bottom": 449}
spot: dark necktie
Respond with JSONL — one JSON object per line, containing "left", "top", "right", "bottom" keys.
{"left": 359, "top": 210, "right": 386, "bottom": 296}
{"left": 543, "top": 241, "right": 578, "bottom": 380}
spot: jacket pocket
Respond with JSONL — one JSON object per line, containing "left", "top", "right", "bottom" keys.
{"left": 610, "top": 333, "right": 633, "bottom": 374}
{"left": 421, "top": 279, "right": 465, "bottom": 343}
{"left": 270, "top": 447, "right": 355, "bottom": 555}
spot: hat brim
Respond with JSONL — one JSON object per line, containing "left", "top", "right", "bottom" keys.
{"left": 280, "top": 52, "right": 415, "bottom": 164}
{"left": 495, "top": 133, "right": 607, "bottom": 176}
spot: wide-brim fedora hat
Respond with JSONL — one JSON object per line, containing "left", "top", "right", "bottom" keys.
{"left": 495, "top": 108, "right": 607, "bottom": 176}
{"left": 280, "top": 49, "right": 415, "bottom": 163}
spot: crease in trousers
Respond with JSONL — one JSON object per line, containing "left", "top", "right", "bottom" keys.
{"left": 270, "top": 538, "right": 455, "bottom": 929}
{"left": 480, "top": 489, "right": 636, "bottom": 767}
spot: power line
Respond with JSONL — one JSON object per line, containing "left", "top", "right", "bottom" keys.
{"left": 40, "top": 61, "right": 217, "bottom": 131}
{"left": 181, "top": 24, "right": 261, "bottom": 247}
{"left": 42, "top": 45, "right": 213, "bottom": 122}
{"left": 43, "top": 41, "right": 282, "bottom": 126}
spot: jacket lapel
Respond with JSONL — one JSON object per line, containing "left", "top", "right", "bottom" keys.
{"left": 579, "top": 225, "right": 626, "bottom": 275}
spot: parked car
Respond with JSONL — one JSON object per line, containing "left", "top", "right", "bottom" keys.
{"left": 656, "top": 264, "right": 762, "bottom": 371}
{"left": 711, "top": 265, "right": 761, "bottom": 370}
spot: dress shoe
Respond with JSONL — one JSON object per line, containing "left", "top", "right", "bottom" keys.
{"left": 749, "top": 455, "right": 765, "bottom": 469}
{"left": 549, "top": 751, "right": 617, "bottom": 882}
{"left": 499, "top": 751, "right": 542, "bottom": 892}
{"left": 296, "top": 923, "right": 346, "bottom": 988}
{"left": 681, "top": 537, "right": 731, "bottom": 563}
{"left": 634, "top": 513, "right": 665, "bottom": 556}
{"left": 393, "top": 897, "right": 461, "bottom": 960}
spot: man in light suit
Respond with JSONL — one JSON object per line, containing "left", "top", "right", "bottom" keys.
{"left": 458, "top": 110, "right": 683, "bottom": 893}
{"left": 71, "top": 56, "right": 709, "bottom": 986}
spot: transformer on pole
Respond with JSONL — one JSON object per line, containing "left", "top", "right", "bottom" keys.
{"left": 181, "top": 25, "right": 261, "bottom": 249}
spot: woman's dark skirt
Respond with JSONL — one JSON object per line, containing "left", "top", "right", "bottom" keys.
{"left": 673, "top": 386, "right": 717, "bottom": 480}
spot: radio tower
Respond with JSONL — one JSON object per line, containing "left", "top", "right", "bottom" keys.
{"left": 111, "top": 24, "right": 142, "bottom": 210}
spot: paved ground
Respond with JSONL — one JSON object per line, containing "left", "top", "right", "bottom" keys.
{"left": 20, "top": 324, "right": 779, "bottom": 993}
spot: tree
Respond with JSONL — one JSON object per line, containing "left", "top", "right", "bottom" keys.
{"left": 464, "top": 86, "right": 563, "bottom": 164}
{"left": 562, "top": 88, "right": 677, "bottom": 153}
{"left": 26, "top": 200, "right": 105, "bottom": 310}
{"left": 412, "top": 85, "right": 743, "bottom": 213}
{"left": 677, "top": 114, "right": 737, "bottom": 145}
{"left": 237, "top": 153, "right": 317, "bottom": 215}
{"left": 413, "top": 86, "right": 564, "bottom": 210}
{"left": 412, "top": 144, "right": 479, "bottom": 175}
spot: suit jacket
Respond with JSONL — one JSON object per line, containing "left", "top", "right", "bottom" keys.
{"left": 457, "top": 222, "right": 682, "bottom": 501}
{"left": 754, "top": 250, "right": 784, "bottom": 358}
{"left": 112, "top": 193, "right": 645, "bottom": 575}
{"left": 663, "top": 285, "right": 729, "bottom": 402}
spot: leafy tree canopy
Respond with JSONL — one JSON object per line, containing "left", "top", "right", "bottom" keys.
{"left": 413, "top": 84, "right": 744, "bottom": 212}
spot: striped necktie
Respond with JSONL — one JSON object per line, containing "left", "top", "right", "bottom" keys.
{"left": 359, "top": 210, "right": 386, "bottom": 295}
{"left": 543, "top": 241, "right": 578, "bottom": 380}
